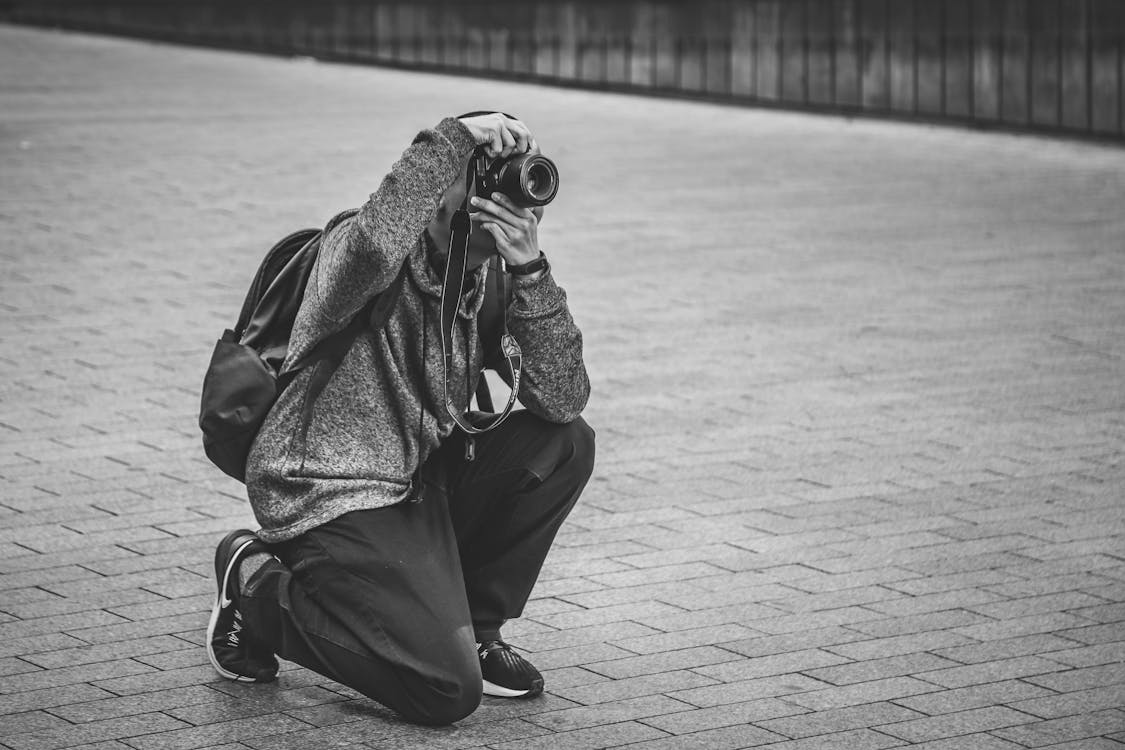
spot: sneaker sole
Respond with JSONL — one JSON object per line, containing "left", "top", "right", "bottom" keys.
{"left": 483, "top": 678, "right": 543, "bottom": 699}
{"left": 206, "top": 535, "right": 259, "bottom": 682}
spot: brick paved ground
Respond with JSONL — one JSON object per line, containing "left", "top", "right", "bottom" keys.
{"left": 2, "top": 22, "right": 1124, "bottom": 750}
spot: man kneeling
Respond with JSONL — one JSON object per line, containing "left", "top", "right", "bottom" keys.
{"left": 205, "top": 113, "right": 593, "bottom": 725}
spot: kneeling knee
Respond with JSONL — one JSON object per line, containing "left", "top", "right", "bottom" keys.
{"left": 401, "top": 673, "right": 483, "bottom": 726}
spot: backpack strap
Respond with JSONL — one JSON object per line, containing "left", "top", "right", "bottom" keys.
{"left": 283, "top": 263, "right": 409, "bottom": 434}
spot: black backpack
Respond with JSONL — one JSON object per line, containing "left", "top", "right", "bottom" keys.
{"left": 198, "top": 209, "right": 510, "bottom": 482}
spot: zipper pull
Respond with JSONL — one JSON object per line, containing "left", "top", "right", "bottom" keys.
{"left": 464, "top": 436, "right": 476, "bottom": 462}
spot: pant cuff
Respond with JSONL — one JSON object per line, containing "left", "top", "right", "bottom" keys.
{"left": 473, "top": 625, "right": 503, "bottom": 643}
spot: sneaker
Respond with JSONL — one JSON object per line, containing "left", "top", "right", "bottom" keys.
{"left": 478, "top": 640, "right": 543, "bottom": 698}
{"left": 206, "top": 529, "right": 278, "bottom": 683}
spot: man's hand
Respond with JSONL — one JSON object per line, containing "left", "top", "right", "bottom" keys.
{"left": 458, "top": 113, "right": 537, "bottom": 159}
{"left": 471, "top": 192, "right": 542, "bottom": 268}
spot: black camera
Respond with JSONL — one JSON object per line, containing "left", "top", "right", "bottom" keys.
{"left": 474, "top": 150, "right": 559, "bottom": 208}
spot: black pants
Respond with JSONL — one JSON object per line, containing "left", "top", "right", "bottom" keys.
{"left": 240, "top": 412, "right": 594, "bottom": 725}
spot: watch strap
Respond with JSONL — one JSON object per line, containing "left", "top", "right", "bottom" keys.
{"left": 507, "top": 252, "right": 548, "bottom": 276}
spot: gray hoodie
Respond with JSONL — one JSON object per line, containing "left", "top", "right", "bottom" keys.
{"left": 245, "top": 117, "right": 590, "bottom": 543}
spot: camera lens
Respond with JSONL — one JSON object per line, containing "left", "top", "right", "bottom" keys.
{"left": 516, "top": 155, "right": 558, "bottom": 207}
{"left": 481, "top": 152, "right": 559, "bottom": 208}
{"left": 525, "top": 162, "right": 554, "bottom": 201}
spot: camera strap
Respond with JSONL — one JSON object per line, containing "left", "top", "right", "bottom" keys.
{"left": 439, "top": 155, "right": 523, "bottom": 437}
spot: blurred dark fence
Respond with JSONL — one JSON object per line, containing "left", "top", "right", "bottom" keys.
{"left": 4, "top": 0, "right": 1123, "bottom": 140}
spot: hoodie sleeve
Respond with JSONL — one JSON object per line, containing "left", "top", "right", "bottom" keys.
{"left": 498, "top": 267, "right": 591, "bottom": 424}
{"left": 297, "top": 117, "right": 476, "bottom": 336}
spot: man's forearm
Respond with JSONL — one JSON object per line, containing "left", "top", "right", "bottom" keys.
{"left": 307, "top": 118, "right": 477, "bottom": 326}
{"left": 507, "top": 271, "right": 590, "bottom": 423}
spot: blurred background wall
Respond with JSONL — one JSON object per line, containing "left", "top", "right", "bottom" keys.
{"left": 3, "top": 0, "right": 1122, "bottom": 140}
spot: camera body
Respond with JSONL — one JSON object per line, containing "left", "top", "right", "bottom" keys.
{"left": 474, "top": 150, "right": 559, "bottom": 208}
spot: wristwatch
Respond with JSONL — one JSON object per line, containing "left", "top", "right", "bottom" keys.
{"left": 507, "top": 252, "right": 549, "bottom": 277}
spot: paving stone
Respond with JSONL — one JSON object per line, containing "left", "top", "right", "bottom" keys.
{"left": 619, "top": 722, "right": 787, "bottom": 749}
{"left": 541, "top": 667, "right": 611, "bottom": 691}
{"left": 1010, "top": 684, "right": 1125, "bottom": 719}
{"left": 104, "top": 594, "right": 213, "bottom": 623}
{"left": 551, "top": 670, "right": 719, "bottom": 705}
{"left": 725, "top": 606, "right": 886, "bottom": 636}
{"left": 638, "top": 697, "right": 806, "bottom": 734}
{"left": 1024, "top": 663, "right": 1125, "bottom": 693}
{"left": 166, "top": 686, "right": 347, "bottom": 727}
{"left": 930, "top": 634, "right": 1081, "bottom": 664}
{"left": 522, "top": 643, "right": 640, "bottom": 672}
{"left": 371, "top": 718, "right": 552, "bottom": 749}
{"left": 490, "top": 721, "right": 667, "bottom": 750}
{"left": 650, "top": 583, "right": 797, "bottom": 613}
{"left": 47, "top": 685, "right": 228, "bottom": 723}
{"left": 863, "top": 588, "right": 1006, "bottom": 617}
{"left": 992, "top": 709, "right": 1125, "bottom": 747}
{"left": 609, "top": 624, "right": 761, "bottom": 656}
{"left": 527, "top": 577, "right": 607, "bottom": 601}
{"left": 720, "top": 627, "right": 871, "bottom": 659}
{"left": 848, "top": 609, "right": 994, "bottom": 638}
{"left": 965, "top": 591, "right": 1112, "bottom": 620}
{"left": 951, "top": 612, "right": 1097, "bottom": 642}
{"left": 875, "top": 705, "right": 1038, "bottom": 743}
{"left": 558, "top": 581, "right": 711, "bottom": 610}
{"left": 1008, "top": 556, "right": 1125, "bottom": 582}
{"left": 825, "top": 630, "right": 977, "bottom": 661}
{"left": 0, "top": 611, "right": 130, "bottom": 641}
{"left": 758, "top": 702, "right": 925, "bottom": 739}
{"left": 981, "top": 571, "right": 1120, "bottom": 602}
{"left": 803, "top": 652, "right": 960, "bottom": 686}
{"left": 518, "top": 622, "right": 662, "bottom": 654}
{"left": 894, "top": 680, "right": 1058, "bottom": 716}
{"left": 134, "top": 646, "right": 211, "bottom": 671}
{"left": 0, "top": 711, "right": 73, "bottom": 739}
{"left": 775, "top": 566, "right": 920, "bottom": 594}
{"left": 4, "top": 588, "right": 167, "bottom": 621}
{"left": 90, "top": 665, "right": 226, "bottom": 696}
{"left": 462, "top": 693, "right": 583, "bottom": 726}
{"left": 0, "top": 712, "right": 191, "bottom": 750}
{"left": 891, "top": 736, "right": 1026, "bottom": 750}
{"left": 63, "top": 613, "right": 211, "bottom": 645}
{"left": 123, "top": 714, "right": 315, "bottom": 750}
{"left": 1, "top": 658, "right": 156, "bottom": 695}
{"left": 1035, "top": 740, "right": 1125, "bottom": 750}
{"left": 0, "top": 683, "right": 116, "bottom": 716}
{"left": 1040, "top": 641, "right": 1125, "bottom": 668}
{"left": 783, "top": 676, "right": 940, "bottom": 711}
{"left": 1055, "top": 622, "right": 1125, "bottom": 645}
{"left": 1071, "top": 602, "right": 1125, "bottom": 624}
{"left": 919, "top": 655, "right": 1071, "bottom": 689}
{"left": 0, "top": 546, "right": 141, "bottom": 577}
{"left": 585, "top": 646, "right": 742, "bottom": 679}
{"left": 525, "top": 695, "right": 695, "bottom": 732}
{"left": 585, "top": 562, "right": 751, "bottom": 593}
{"left": 693, "top": 648, "right": 852, "bottom": 683}
{"left": 280, "top": 701, "right": 376, "bottom": 729}
{"left": 760, "top": 585, "right": 908, "bottom": 615}
{"left": 751, "top": 728, "right": 907, "bottom": 749}
{"left": 20, "top": 635, "right": 194, "bottom": 670}
{"left": 531, "top": 601, "right": 688, "bottom": 631}
{"left": 669, "top": 674, "right": 830, "bottom": 708}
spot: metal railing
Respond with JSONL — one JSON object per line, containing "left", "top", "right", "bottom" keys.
{"left": 4, "top": 0, "right": 1122, "bottom": 140}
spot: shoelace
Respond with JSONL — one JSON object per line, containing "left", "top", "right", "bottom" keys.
{"left": 477, "top": 640, "right": 513, "bottom": 658}
{"left": 226, "top": 610, "right": 244, "bottom": 648}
